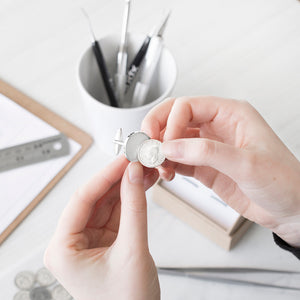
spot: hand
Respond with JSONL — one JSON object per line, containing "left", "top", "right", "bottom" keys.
{"left": 142, "top": 96, "right": 300, "bottom": 247}
{"left": 44, "top": 156, "right": 160, "bottom": 300}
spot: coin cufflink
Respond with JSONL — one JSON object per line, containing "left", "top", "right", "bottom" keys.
{"left": 138, "top": 139, "right": 165, "bottom": 168}
{"left": 124, "top": 131, "right": 150, "bottom": 162}
{"left": 113, "top": 128, "right": 165, "bottom": 168}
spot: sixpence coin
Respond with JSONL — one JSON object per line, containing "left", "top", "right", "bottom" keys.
{"left": 36, "top": 267, "right": 56, "bottom": 286}
{"left": 29, "top": 287, "right": 51, "bottom": 300}
{"left": 13, "top": 290, "right": 30, "bottom": 300}
{"left": 52, "top": 284, "right": 72, "bottom": 300}
{"left": 15, "top": 271, "right": 35, "bottom": 290}
{"left": 138, "top": 139, "right": 165, "bottom": 168}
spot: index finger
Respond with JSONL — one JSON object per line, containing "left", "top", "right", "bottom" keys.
{"left": 163, "top": 96, "right": 225, "bottom": 141}
{"left": 57, "top": 155, "right": 129, "bottom": 236}
{"left": 141, "top": 96, "right": 226, "bottom": 141}
{"left": 141, "top": 97, "right": 175, "bottom": 139}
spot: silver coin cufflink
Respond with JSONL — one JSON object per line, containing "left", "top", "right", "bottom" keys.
{"left": 113, "top": 128, "right": 165, "bottom": 168}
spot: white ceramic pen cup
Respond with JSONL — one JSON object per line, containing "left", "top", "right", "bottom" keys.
{"left": 77, "top": 33, "right": 177, "bottom": 155}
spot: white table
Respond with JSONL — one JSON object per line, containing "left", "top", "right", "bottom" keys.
{"left": 0, "top": 0, "right": 300, "bottom": 299}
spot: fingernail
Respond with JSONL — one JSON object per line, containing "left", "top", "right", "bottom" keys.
{"left": 161, "top": 141, "right": 183, "bottom": 158}
{"left": 168, "top": 172, "right": 175, "bottom": 181}
{"left": 128, "top": 162, "right": 143, "bottom": 184}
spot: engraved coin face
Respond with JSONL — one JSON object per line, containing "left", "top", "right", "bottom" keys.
{"left": 15, "top": 271, "right": 35, "bottom": 290}
{"left": 29, "top": 287, "right": 51, "bottom": 300}
{"left": 138, "top": 139, "right": 165, "bottom": 168}
{"left": 52, "top": 284, "right": 72, "bottom": 300}
{"left": 36, "top": 268, "right": 56, "bottom": 286}
{"left": 13, "top": 290, "right": 30, "bottom": 300}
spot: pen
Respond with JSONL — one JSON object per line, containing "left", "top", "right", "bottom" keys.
{"left": 81, "top": 8, "right": 119, "bottom": 108}
{"left": 131, "top": 11, "right": 171, "bottom": 108}
{"left": 125, "top": 35, "right": 151, "bottom": 93}
{"left": 125, "top": 13, "right": 171, "bottom": 93}
{"left": 115, "top": 0, "right": 131, "bottom": 105}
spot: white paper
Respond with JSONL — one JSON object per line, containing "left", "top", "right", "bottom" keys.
{"left": 0, "top": 93, "right": 81, "bottom": 235}
{"left": 161, "top": 175, "right": 240, "bottom": 230}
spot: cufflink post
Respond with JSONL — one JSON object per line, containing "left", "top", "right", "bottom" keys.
{"left": 113, "top": 128, "right": 124, "bottom": 155}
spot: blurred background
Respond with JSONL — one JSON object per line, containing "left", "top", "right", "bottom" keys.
{"left": 0, "top": 0, "right": 300, "bottom": 299}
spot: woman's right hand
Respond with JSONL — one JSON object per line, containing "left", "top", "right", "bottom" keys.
{"left": 142, "top": 96, "right": 300, "bottom": 247}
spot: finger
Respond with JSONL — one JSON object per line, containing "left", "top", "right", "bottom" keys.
{"left": 157, "top": 165, "right": 175, "bottom": 181}
{"left": 143, "top": 166, "right": 157, "bottom": 177}
{"left": 165, "top": 127, "right": 201, "bottom": 140}
{"left": 161, "top": 138, "right": 246, "bottom": 182}
{"left": 168, "top": 162, "right": 195, "bottom": 178}
{"left": 89, "top": 168, "right": 159, "bottom": 231}
{"left": 162, "top": 165, "right": 220, "bottom": 199}
{"left": 164, "top": 96, "right": 245, "bottom": 140}
{"left": 86, "top": 181, "right": 122, "bottom": 229}
{"left": 144, "top": 168, "right": 160, "bottom": 189}
{"left": 157, "top": 127, "right": 200, "bottom": 176}
{"left": 141, "top": 97, "right": 176, "bottom": 139}
{"left": 57, "top": 156, "right": 129, "bottom": 236}
{"left": 163, "top": 96, "right": 221, "bottom": 140}
{"left": 185, "top": 127, "right": 201, "bottom": 138}
{"left": 118, "top": 162, "right": 149, "bottom": 249}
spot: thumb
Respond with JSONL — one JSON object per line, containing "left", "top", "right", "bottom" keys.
{"left": 118, "top": 162, "right": 149, "bottom": 249}
{"left": 161, "top": 138, "right": 247, "bottom": 181}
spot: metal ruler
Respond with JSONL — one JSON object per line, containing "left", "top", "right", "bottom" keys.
{"left": 0, "top": 134, "right": 70, "bottom": 172}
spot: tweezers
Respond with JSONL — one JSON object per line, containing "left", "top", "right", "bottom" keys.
{"left": 157, "top": 267, "right": 300, "bottom": 291}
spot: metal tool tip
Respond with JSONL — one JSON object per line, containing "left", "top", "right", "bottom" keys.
{"left": 81, "top": 7, "right": 97, "bottom": 42}
{"left": 158, "top": 10, "right": 171, "bottom": 37}
{"left": 80, "top": 7, "right": 88, "bottom": 18}
{"left": 151, "top": 9, "right": 172, "bottom": 38}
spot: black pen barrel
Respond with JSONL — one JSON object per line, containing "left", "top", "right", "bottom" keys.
{"left": 92, "top": 41, "right": 119, "bottom": 107}
{"left": 129, "top": 36, "right": 151, "bottom": 69}
{"left": 126, "top": 36, "right": 151, "bottom": 89}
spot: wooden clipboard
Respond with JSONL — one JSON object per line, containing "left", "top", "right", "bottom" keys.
{"left": 0, "top": 80, "right": 93, "bottom": 244}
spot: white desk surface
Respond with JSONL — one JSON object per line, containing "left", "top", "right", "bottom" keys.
{"left": 0, "top": 0, "right": 300, "bottom": 299}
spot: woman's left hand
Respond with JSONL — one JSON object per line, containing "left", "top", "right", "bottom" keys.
{"left": 44, "top": 156, "right": 160, "bottom": 300}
